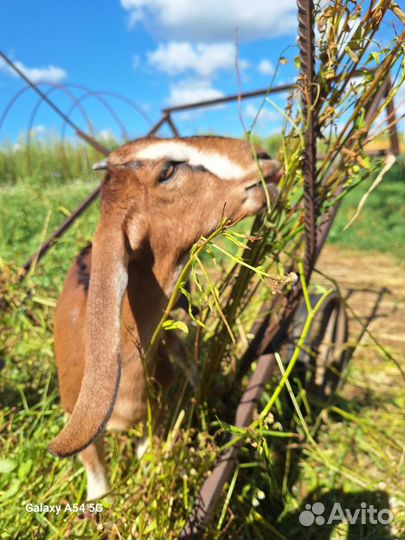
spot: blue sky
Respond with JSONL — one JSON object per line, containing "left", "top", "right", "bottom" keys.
{"left": 0, "top": 1, "right": 403, "bottom": 144}
{"left": 0, "top": 0, "right": 302, "bottom": 143}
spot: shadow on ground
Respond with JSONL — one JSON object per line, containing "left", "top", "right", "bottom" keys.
{"left": 277, "top": 488, "right": 393, "bottom": 540}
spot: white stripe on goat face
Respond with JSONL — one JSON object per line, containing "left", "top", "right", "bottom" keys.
{"left": 135, "top": 141, "right": 251, "bottom": 180}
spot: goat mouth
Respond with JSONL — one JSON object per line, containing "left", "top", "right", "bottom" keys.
{"left": 245, "top": 177, "right": 278, "bottom": 191}
{"left": 245, "top": 179, "right": 264, "bottom": 191}
{"left": 245, "top": 178, "right": 280, "bottom": 207}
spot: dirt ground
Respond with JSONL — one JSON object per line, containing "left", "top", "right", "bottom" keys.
{"left": 317, "top": 245, "right": 404, "bottom": 357}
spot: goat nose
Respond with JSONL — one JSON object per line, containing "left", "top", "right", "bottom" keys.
{"left": 261, "top": 159, "right": 281, "bottom": 182}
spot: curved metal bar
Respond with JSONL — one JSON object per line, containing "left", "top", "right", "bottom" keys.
{"left": 25, "top": 81, "right": 153, "bottom": 162}
{"left": 94, "top": 90, "right": 153, "bottom": 127}
{"left": 0, "top": 85, "right": 36, "bottom": 136}
{"left": 27, "top": 84, "right": 95, "bottom": 142}
{"left": 180, "top": 353, "right": 277, "bottom": 539}
{"left": 0, "top": 52, "right": 109, "bottom": 155}
{"left": 26, "top": 83, "right": 96, "bottom": 175}
{"left": 61, "top": 88, "right": 129, "bottom": 142}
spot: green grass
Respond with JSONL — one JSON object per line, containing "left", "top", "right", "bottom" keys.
{"left": 0, "top": 142, "right": 404, "bottom": 538}
{"left": 328, "top": 160, "right": 405, "bottom": 261}
{"left": 1, "top": 142, "right": 403, "bottom": 269}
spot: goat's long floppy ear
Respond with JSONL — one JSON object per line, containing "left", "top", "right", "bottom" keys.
{"left": 48, "top": 220, "right": 129, "bottom": 457}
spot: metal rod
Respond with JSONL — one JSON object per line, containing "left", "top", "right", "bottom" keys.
{"left": 22, "top": 185, "right": 101, "bottom": 274}
{"left": 75, "top": 129, "right": 110, "bottom": 156}
{"left": 237, "top": 0, "right": 320, "bottom": 386}
{"left": 180, "top": 6, "right": 318, "bottom": 536}
{"left": 179, "top": 354, "right": 277, "bottom": 539}
{"left": 162, "top": 71, "right": 367, "bottom": 115}
{"left": 297, "top": 0, "right": 317, "bottom": 281}
{"left": 148, "top": 113, "right": 170, "bottom": 136}
{"left": 165, "top": 113, "right": 180, "bottom": 137}
{"left": 237, "top": 64, "right": 395, "bottom": 381}
{"left": 163, "top": 84, "right": 293, "bottom": 113}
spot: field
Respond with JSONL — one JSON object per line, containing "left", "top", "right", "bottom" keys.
{"left": 0, "top": 142, "right": 404, "bottom": 539}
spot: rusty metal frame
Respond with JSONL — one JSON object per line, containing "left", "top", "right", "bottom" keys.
{"left": 179, "top": 1, "right": 402, "bottom": 537}
{"left": 180, "top": 5, "right": 319, "bottom": 533}
{"left": 179, "top": 2, "right": 318, "bottom": 537}
{"left": 298, "top": 0, "right": 317, "bottom": 282}
{"left": 180, "top": 353, "right": 277, "bottom": 539}
{"left": 162, "top": 83, "right": 294, "bottom": 113}
{"left": 0, "top": 48, "right": 295, "bottom": 276}
{"left": 19, "top": 113, "right": 175, "bottom": 273}
{"left": 1, "top": 51, "right": 398, "bottom": 277}
{"left": 0, "top": 52, "right": 110, "bottom": 156}
{"left": 0, "top": 13, "right": 402, "bottom": 536}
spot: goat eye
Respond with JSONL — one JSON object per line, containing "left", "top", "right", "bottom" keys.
{"left": 159, "top": 161, "right": 183, "bottom": 183}
{"left": 257, "top": 152, "right": 272, "bottom": 160}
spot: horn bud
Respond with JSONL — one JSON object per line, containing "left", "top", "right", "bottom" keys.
{"left": 92, "top": 160, "right": 108, "bottom": 171}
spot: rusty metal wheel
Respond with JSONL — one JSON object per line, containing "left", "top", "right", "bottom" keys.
{"left": 286, "top": 290, "right": 350, "bottom": 402}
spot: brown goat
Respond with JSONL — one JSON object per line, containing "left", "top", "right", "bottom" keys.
{"left": 48, "top": 136, "right": 280, "bottom": 499}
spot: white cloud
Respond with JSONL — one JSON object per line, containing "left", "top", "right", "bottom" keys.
{"left": 166, "top": 79, "right": 224, "bottom": 106}
{"left": 121, "top": 0, "right": 297, "bottom": 42}
{"left": 0, "top": 57, "right": 67, "bottom": 83}
{"left": 31, "top": 124, "right": 47, "bottom": 134}
{"left": 148, "top": 41, "right": 248, "bottom": 78}
{"left": 258, "top": 59, "right": 274, "bottom": 75}
{"left": 97, "top": 129, "right": 115, "bottom": 140}
{"left": 245, "top": 103, "right": 280, "bottom": 132}
{"left": 26, "top": 125, "right": 52, "bottom": 138}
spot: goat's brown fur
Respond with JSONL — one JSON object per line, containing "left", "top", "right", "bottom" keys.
{"left": 49, "top": 136, "right": 280, "bottom": 498}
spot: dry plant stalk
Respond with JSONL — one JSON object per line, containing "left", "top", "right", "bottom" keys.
{"left": 183, "top": 0, "right": 405, "bottom": 396}
{"left": 151, "top": 0, "right": 404, "bottom": 408}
